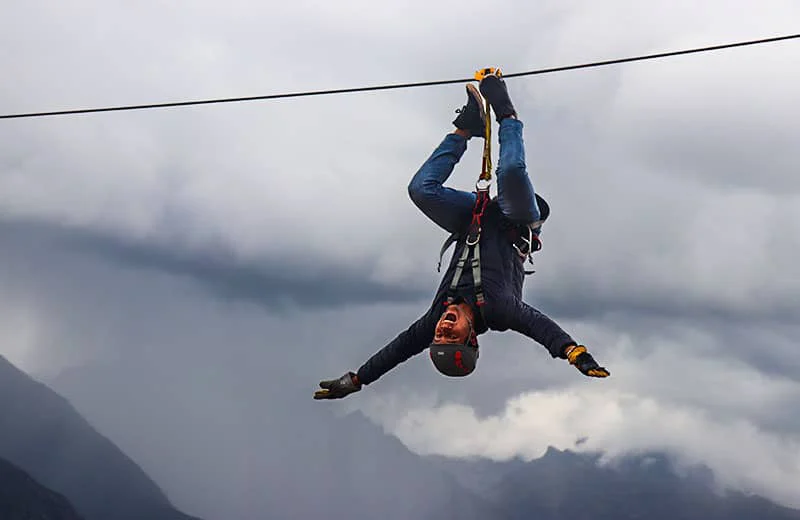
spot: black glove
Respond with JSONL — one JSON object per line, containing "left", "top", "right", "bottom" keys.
{"left": 566, "top": 345, "right": 610, "bottom": 378}
{"left": 313, "top": 372, "right": 362, "bottom": 400}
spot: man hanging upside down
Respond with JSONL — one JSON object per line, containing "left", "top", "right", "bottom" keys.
{"left": 314, "top": 70, "right": 610, "bottom": 400}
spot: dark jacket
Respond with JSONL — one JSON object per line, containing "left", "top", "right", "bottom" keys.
{"left": 356, "top": 198, "right": 576, "bottom": 385}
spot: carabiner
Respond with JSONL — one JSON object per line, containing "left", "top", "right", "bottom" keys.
{"left": 474, "top": 67, "right": 503, "bottom": 81}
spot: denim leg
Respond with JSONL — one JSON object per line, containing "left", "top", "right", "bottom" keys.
{"left": 408, "top": 133, "right": 477, "bottom": 234}
{"left": 496, "top": 118, "right": 540, "bottom": 224}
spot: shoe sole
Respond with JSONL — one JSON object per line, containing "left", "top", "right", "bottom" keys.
{"left": 466, "top": 83, "right": 486, "bottom": 122}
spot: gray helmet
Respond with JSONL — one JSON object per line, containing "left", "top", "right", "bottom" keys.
{"left": 429, "top": 341, "right": 479, "bottom": 377}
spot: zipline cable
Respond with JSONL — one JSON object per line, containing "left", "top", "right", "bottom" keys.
{"left": 2, "top": 33, "right": 799, "bottom": 120}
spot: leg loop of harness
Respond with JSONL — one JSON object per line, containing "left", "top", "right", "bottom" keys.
{"left": 512, "top": 226, "right": 538, "bottom": 275}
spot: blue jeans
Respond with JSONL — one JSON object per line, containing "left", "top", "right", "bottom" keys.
{"left": 408, "top": 118, "right": 540, "bottom": 234}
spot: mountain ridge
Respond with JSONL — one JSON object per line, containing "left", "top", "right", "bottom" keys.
{"left": 18, "top": 352, "right": 800, "bottom": 520}
{"left": 428, "top": 446, "right": 800, "bottom": 520}
{"left": 0, "top": 354, "right": 203, "bottom": 520}
{"left": 0, "top": 456, "right": 85, "bottom": 520}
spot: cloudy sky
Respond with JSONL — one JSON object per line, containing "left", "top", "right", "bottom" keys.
{"left": 2, "top": 0, "right": 800, "bottom": 516}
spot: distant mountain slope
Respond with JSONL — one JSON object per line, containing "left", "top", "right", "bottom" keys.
{"left": 45, "top": 353, "right": 800, "bottom": 520}
{"left": 50, "top": 360, "right": 513, "bottom": 520}
{"left": 0, "top": 457, "right": 84, "bottom": 520}
{"left": 431, "top": 447, "right": 800, "bottom": 520}
{"left": 0, "top": 355, "right": 203, "bottom": 520}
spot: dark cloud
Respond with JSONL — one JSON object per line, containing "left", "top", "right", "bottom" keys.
{"left": 530, "top": 288, "right": 799, "bottom": 331}
{"left": 2, "top": 0, "right": 800, "bottom": 514}
{"left": 68, "top": 230, "right": 430, "bottom": 311}
{"left": 0, "top": 216, "right": 429, "bottom": 311}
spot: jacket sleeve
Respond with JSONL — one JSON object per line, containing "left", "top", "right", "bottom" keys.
{"left": 485, "top": 296, "right": 576, "bottom": 359}
{"left": 356, "top": 307, "right": 440, "bottom": 386}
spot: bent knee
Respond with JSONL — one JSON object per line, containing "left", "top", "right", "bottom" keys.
{"left": 408, "top": 178, "right": 437, "bottom": 205}
{"left": 501, "top": 196, "right": 541, "bottom": 224}
{"left": 520, "top": 203, "right": 541, "bottom": 224}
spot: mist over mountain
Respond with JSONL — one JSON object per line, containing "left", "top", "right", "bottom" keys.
{"left": 431, "top": 447, "right": 800, "bottom": 520}
{"left": 0, "top": 355, "right": 202, "bottom": 520}
{"left": 2, "top": 350, "right": 799, "bottom": 520}
{"left": 50, "top": 359, "right": 512, "bottom": 520}
{"left": 49, "top": 356, "right": 800, "bottom": 520}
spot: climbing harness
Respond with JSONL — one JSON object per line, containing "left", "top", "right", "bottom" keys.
{"left": 428, "top": 69, "right": 496, "bottom": 379}
{"left": 429, "top": 68, "right": 548, "bottom": 379}
{"left": 440, "top": 68, "right": 497, "bottom": 323}
{"left": 436, "top": 68, "right": 547, "bottom": 282}
{"left": 512, "top": 193, "right": 548, "bottom": 274}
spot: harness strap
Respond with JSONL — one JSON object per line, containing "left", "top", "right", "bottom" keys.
{"left": 439, "top": 218, "right": 546, "bottom": 274}
{"left": 438, "top": 91, "right": 493, "bottom": 273}
{"left": 444, "top": 231, "right": 487, "bottom": 324}
{"left": 447, "top": 240, "right": 471, "bottom": 297}
{"left": 471, "top": 237, "right": 485, "bottom": 309}
{"left": 440, "top": 71, "right": 495, "bottom": 325}
{"left": 444, "top": 186, "right": 490, "bottom": 324}
{"left": 437, "top": 232, "right": 459, "bottom": 272}
{"left": 513, "top": 219, "right": 545, "bottom": 274}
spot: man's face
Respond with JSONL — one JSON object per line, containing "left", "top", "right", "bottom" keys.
{"left": 433, "top": 304, "right": 472, "bottom": 345}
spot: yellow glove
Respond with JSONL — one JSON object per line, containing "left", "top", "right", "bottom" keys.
{"left": 565, "top": 345, "right": 610, "bottom": 378}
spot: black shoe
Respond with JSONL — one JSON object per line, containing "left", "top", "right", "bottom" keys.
{"left": 479, "top": 74, "right": 517, "bottom": 122}
{"left": 452, "top": 84, "right": 486, "bottom": 138}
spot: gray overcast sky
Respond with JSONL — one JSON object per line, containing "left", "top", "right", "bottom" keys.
{"left": 2, "top": 0, "right": 800, "bottom": 515}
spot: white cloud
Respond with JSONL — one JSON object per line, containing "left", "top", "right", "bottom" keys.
{"left": 363, "top": 383, "right": 800, "bottom": 508}
{"left": 356, "top": 326, "right": 800, "bottom": 508}
{"left": 2, "top": 0, "right": 800, "bottom": 515}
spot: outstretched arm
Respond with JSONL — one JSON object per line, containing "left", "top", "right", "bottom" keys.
{"left": 495, "top": 298, "right": 576, "bottom": 358}
{"left": 314, "top": 306, "right": 441, "bottom": 400}
{"left": 496, "top": 298, "right": 610, "bottom": 377}
{"left": 355, "top": 307, "right": 440, "bottom": 386}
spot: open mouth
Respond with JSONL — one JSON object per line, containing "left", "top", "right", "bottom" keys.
{"left": 443, "top": 312, "right": 457, "bottom": 323}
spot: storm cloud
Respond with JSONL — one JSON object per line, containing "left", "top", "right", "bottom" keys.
{"left": 3, "top": 218, "right": 428, "bottom": 310}
{"left": 2, "top": 0, "right": 800, "bottom": 516}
